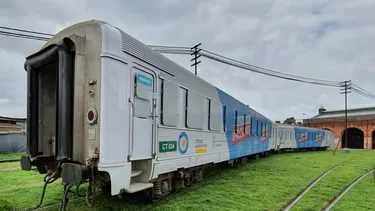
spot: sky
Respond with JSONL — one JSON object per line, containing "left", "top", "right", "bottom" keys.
{"left": 0, "top": 0, "right": 374, "bottom": 122}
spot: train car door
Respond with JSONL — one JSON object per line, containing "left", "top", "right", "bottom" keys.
{"left": 129, "top": 66, "right": 156, "bottom": 160}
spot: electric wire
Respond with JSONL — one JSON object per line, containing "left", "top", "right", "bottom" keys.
{"left": 0, "top": 26, "right": 54, "bottom": 36}
{"left": 149, "top": 45, "right": 341, "bottom": 84}
{"left": 1, "top": 26, "right": 375, "bottom": 99}
{"left": 0, "top": 31, "right": 50, "bottom": 41}
{"left": 150, "top": 47, "right": 342, "bottom": 87}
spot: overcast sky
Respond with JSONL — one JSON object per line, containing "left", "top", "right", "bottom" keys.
{"left": 0, "top": 0, "right": 374, "bottom": 122}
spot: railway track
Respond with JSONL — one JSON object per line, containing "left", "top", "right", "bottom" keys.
{"left": 321, "top": 168, "right": 374, "bottom": 211}
{"left": 27, "top": 191, "right": 103, "bottom": 211}
{"left": 0, "top": 158, "right": 20, "bottom": 163}
{"left": 281, "top": 162, "right": 343, "bottom": 211}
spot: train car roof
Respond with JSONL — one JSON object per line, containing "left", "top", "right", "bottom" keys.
{"left": 42, "top": 20, "right": 271, "bottom": 121}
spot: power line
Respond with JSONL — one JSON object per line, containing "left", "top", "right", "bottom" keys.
{"left": 149, "top": 46, "right": 342, "bottom": 87}
{"left": 0, "top": 31, "right": 50, "bottom": 41}
{"left": 150, "top": 45, "right": 375, "bottom": 99}
{"left": 351, "top": 88, "right": 375, "bottom": 100}
{"left": 0, "top": 26, "right": 54, "bottom": 37}
{"left": 1, "top": 26, "right": 375, "bottom": 100}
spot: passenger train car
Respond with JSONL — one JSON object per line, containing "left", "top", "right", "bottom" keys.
{"left": 20, "top": 20, "right": 334, "bottom": 207}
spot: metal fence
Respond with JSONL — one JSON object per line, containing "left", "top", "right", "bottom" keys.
{"left": 0, "top": 133, "right": 26, "bottom": 153}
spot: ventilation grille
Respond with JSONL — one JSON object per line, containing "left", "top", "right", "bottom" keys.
{"left": 119, "top": 30, "right": 180, "bottom": 77}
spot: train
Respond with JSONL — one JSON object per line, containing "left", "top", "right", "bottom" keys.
{"left": 19, "top": 20, "right": 335, "bottom": 207}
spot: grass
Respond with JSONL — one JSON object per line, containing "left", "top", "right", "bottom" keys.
{"left": 291, "top": 149, "right": 375, "bottom": 210}
{"left": 64, "top": 150, "right": 375, "bottom": 211}
{"left": 0, "top": 165, "right": 62, "bottom": 211}
{"left": 0, "top": 152, "right": 25, "bottom": 160}
{"left": 332, "top": 174, "right": 375, "bottom": 211}
{"left": 0, "top": 150, "right": 374, "bottom": 211}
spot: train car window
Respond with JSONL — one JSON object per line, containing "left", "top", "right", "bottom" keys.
{"left": 250, "top": 117, "right": 254, "bottom": 135}
{"left": 185, "top": 89, "right": 188, "bottom": 127}
{"left": 243, "top": 115, "right": 247, "bottom": 134}
{"left": 261, "top": 122, "right": 264, "bottom": 137}
{"left": 268, "top": 125, "right": 271, "bottom": 137}
{"left": 186, "top": 90, "right": 205, "bottom": 129}
{"left": 178, "top": 87, "right": 187, "bottom": 128}
{"left": 222, "top": 105, "right": 226, "bottom": 132}
{"left": 272, "top": 127, "right": 276, "bottom": 138}
{"left": 234, "top": 110, "right": 238, "bottom": 133}
{"left": 257, "top": 120, "right": 260, "bottom": 136}
{"left": 290, "top": 131, "right": 293, "bottom": 140}
{"left": 160, "top": 79, "right": 178, "bottom": 126}
{"left": 209, "top": 101, "right": 222, "bottom": 132}
{"left": 207, "top": 98, "right": 211, "bottom": 130}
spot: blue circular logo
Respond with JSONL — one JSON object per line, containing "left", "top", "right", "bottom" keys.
{"left": 178, "top": 132, "right": 188, "bottom": 154}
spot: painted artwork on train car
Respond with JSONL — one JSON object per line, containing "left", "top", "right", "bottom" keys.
{"left": 217, "top": 89, "right": 271, "bottom": 159}
{"left": 294, "top": 127, "right": 325, "bottom": 148}
{"left": 231, "top": 115, "right": 251, "bottom": 144}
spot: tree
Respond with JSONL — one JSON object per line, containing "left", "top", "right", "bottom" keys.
{"left": 283, "top": 117, "right": 296, "bottom": 125}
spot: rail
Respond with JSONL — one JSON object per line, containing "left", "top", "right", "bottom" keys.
{"left": 321, "top": 169, "right": 374, "bottom": 211}
{"left": 0, "top": 158, "right": 20, "bottom": 163}
{"left": 281, "top": 162, "right": 343, "bottom": 211}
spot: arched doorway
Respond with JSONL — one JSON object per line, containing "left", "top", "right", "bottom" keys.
{"left": 372, "top": 130, "right": 375, "bottom": 150}
{"left": 322, "top": 128, "right": 333, "bottom": 132}
{"left": 341, "top": 128, "right": 364, "bottom": 149}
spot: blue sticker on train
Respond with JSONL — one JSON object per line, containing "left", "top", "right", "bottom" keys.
{"left": 137, "top": 73, "right": 152, "bottom": 87}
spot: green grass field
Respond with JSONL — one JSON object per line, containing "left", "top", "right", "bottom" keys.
{"left": 291, "top": 150, "right": 375, "bottom": 211}
{"left": 0, "top": 152, "right": 25, "bottom": 160}
{"left": 0, "top": 150, "right": 374, "bottom": 211}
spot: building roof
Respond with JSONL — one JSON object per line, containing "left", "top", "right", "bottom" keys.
{"left": 0, "top": 116, "right": 26, "bottom": 122}
{"left": 312, "top": 106, "right": 375, "bottom": 119}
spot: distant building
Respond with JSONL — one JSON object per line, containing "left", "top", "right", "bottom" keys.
{"left": 0, "top": 116, "right": 27, "bottom": 153}
{"left": 303, "top": 106, "right": 375, "bottom": 150}
{"left": 0, "top": 116, "right": 27, "bottom": 134}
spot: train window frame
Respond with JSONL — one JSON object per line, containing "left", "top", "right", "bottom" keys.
{"left": 208, "top": 100, "right": 221, "bottom": 132}
{"left": 234, "top": 110, "right": 238, "bottom": 133}
{"left": 243, "top": 114, "right": 246, "bottom": 134}
{"left": 264, "top": 124, "right": 268, "bottom": 137}
{"left": 186, "top": 90, "right": 205, "bottom": 129}
{"left": 207, "top": 98, "right": 211, "bottom": 130}
{"left": 223, "top": 105, "right": 226, "bottom": 132}
{"left": 250, "top": 117, "right": 253, "bottom": 135}
{"left": 160, "top": 78, "right": 178, "bottom": 127}
{"left": 184, "top": 88, "right": 188, "bottom": 127}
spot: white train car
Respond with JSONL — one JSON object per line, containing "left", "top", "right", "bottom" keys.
{"left": 20, "top": 20, "right": 276, "bottom": 203}
{"left": 275, "top": 123, "right": 335, "bottom": 150}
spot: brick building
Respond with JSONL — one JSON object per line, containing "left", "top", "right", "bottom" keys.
{"left": 303, "top": 106, "right": 375, "bottom": 150}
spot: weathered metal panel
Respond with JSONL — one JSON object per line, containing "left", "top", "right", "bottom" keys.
{"left": 0, "top": 133, "right": 26, "bottom": 153}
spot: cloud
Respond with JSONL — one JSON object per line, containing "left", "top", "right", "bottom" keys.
{"left": 0, "top": 0, "right": 374, "bottom": 122}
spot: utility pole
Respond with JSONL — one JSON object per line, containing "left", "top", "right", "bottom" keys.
{"left": 340, "top": 80, "right": 351, "bottom": 149}
{"left": 191, "top": 43, "right": 201, "bottom": 75}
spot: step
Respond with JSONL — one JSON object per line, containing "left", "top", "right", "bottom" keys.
{"left": 126, "top": 182, "right": 153, "bottom": 193}
{"left": 131, "top": 169, "right": 143, "bottom": 177}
